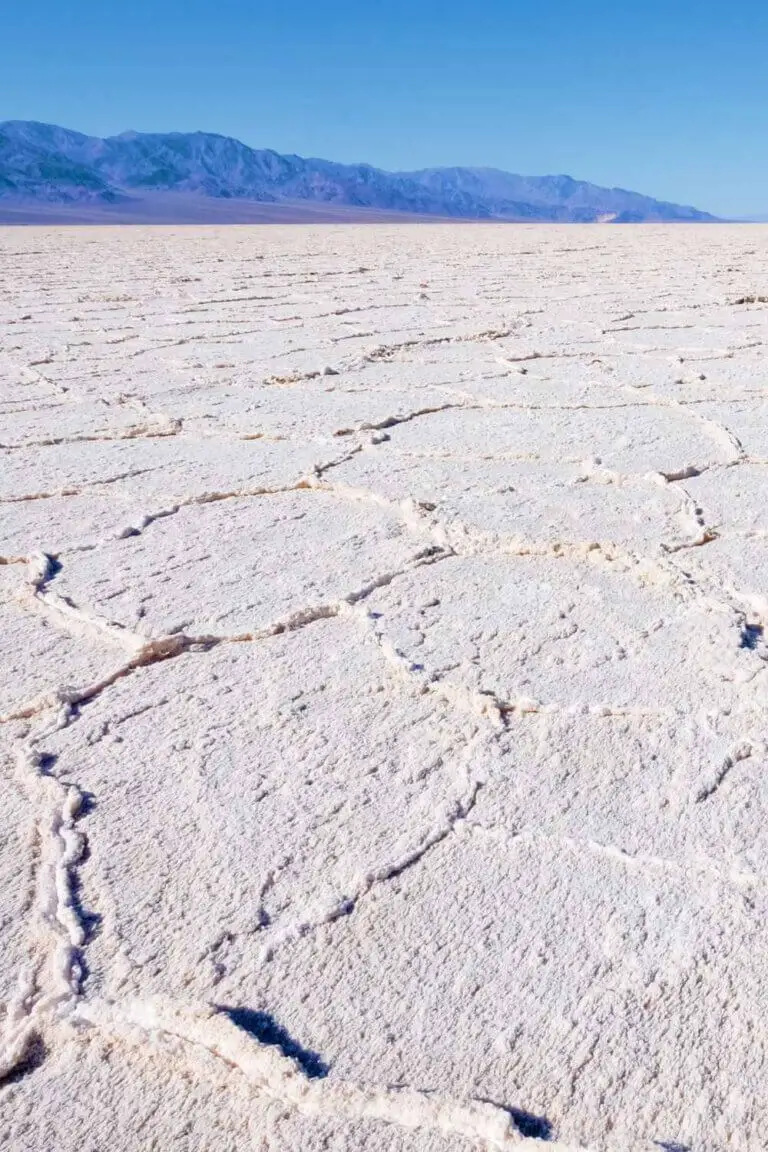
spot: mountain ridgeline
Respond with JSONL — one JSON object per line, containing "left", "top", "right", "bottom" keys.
{"left": 0, "top": 120, "right": 717, "bottom": 223}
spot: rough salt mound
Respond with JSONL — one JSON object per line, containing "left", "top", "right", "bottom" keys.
{"left": 1, "top": 223, "right": 768, "bottom": 1152}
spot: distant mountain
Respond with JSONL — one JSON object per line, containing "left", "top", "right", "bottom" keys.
{"left": 398, "top": 167, "right": 715, "bottom": 223}
{"left": 0, "top": 120, "right": 718, "bottom": 223}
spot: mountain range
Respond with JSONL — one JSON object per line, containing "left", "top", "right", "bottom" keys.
{"left": 0, "top": 120, "right": 718, "bottom": 224}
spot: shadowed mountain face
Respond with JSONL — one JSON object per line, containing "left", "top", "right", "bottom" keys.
{"left": 398, "top": 166, "right": 716, "bottom": 223}
{"left": 0, "top": 120, "right": 718, "bottom": 223}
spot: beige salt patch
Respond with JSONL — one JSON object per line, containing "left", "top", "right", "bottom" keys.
{"left": 0, "top": 591, "right": 129, "bottom": 723}
{"left": 681, "top": 535, "right": 768, "bottom": 621}
{"left": 0, "top": 737, "right": 35, "bottom": 1013}
{"left": 174, "top": 382, "right": 462, "bottom": 441}
{"left": 675, "top": 467, "right": 768, "bottom": 613}
{"left": 330, "top": 452, "right": 689, "bottom": 552}
{"left": 1, "top": 1004, "right": 545, "bottom": 1151}
{"left": 694, "top": 400, "right": 768, "bottom": 458}
{"left": 0, "top": 493, "right": 157, "bottom": 558}
{"left": 44, "top": 619, "right": 484, "bottom": 1001}
{"left": 1, "top": 1031, "right": 485, "bottom": 1151}
{"left": 381, "top": 405, "right": 737, "bottom": 477}
{"left": 151, "top": 356, "right": 474, "bottom": 409}
{"left": 0, "top": 436, "right": 336, "bottom": 504}
{"left": 0, "top": 399, "right": 178, "bottom": 449}
{"left": 482, "top": 711, "right": 768, "bottom": 865}
{"left": 603, "top": 319, "right": 752, "bottom": 354}
{"left": 443, "top": 361, "right": 633, "bottom": 408}
{"left": 48, "top": 489, "right": 435, "bottom": 638}
{"left": 258, "top": 821, "right": 765, "bottom": 1152}
{"left": 364, "top": 553, "right": 762, "bottom": 714}
{"left": 72, "top": 998, "right": 551, "bottom": 1151}
{"left": 568, "top": 346, "right": 768, "bottom": 408}
{"left": 0, "top": 1029, "right": 256, "bottom": 1148}
{"left": 258, "top": 1109, "right": 482, "bottom": 1151}
{"left": 0, "top": 389, "right": 67, "bottom": 416}
{"left": 0, "top": 566, "right": 24, "bottom": 602}
{"left": 684, "top": 463, "right": 768, "bottom": 534}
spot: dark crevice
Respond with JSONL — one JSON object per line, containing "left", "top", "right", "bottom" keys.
{"left": 218, "top": 1006, "right": 330, "bottom": 1079}
{"left": 0, "top": 1034, "right": 47, "bottom": 1088}
{"left": 477, "top": 1097, "right": 553, "bottom": 1140}
{"left": 740, "top": 623, "right": 764, "bottom": 650}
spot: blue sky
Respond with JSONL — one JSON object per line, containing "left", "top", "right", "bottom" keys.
{"left": 2, "top": 0, "right": 767, "bottom": 216}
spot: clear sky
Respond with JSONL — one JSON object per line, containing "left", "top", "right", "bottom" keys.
{"left": 2, "top": 0, "right": 767, "bottom": 217}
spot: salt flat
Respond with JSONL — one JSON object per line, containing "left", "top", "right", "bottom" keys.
{"left": 1, "top": 223, "right": 768, "bottom": 1152}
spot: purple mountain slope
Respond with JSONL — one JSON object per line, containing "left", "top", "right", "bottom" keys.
{"left": 0, "top": 120, "right": 719, "bottom": 223}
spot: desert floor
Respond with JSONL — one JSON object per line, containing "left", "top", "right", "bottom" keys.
{"left": 2, "top": 224, "right": 768, "bottom": 1151}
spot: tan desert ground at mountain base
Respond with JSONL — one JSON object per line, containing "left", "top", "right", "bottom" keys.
{"left": 3, "top": 223, "right": 768, "bottom": 1152}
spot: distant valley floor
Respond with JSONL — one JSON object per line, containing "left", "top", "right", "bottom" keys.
{"left": 0, "top": 193, "right": 456, "bottom": 224}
